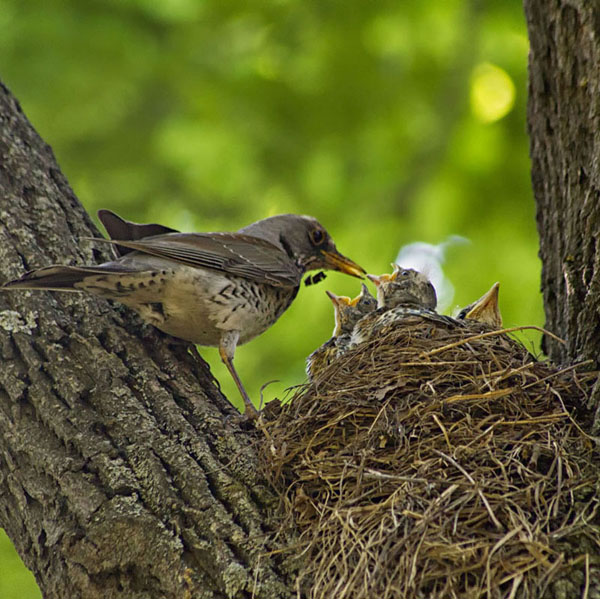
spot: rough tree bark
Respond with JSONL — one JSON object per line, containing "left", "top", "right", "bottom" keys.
{"left": 0, "top": 83, "right": 293, "bottom": 598}
{"left": 525, "top": 0, "right": 600, "bottom": 369}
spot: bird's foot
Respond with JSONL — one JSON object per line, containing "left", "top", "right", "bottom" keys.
{"left": 242, "top": 398, "right": 260, "bottom": 421}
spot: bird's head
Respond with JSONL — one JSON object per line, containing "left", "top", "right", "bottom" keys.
{"left": 241, "top": 214, "right": 365, "bottom": 280}
{"left": 325, "top": 283, "right": 377, "bottom": 336}
{"left": 325, "top": 290, "right": 353, "bottom": 336}
{"left": 367, "top": 265, "right": 437, "bottom": 310}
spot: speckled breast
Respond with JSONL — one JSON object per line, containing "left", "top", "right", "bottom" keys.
{"left": 128, "top": 266, "right": 300, "bottom": 347}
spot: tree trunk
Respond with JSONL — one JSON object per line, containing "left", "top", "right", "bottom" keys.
{"left": 525, "top": 0, "right": 600, "bottom": 368}
{"left": 0, "top": 82, "right": 292, "bottom": 598}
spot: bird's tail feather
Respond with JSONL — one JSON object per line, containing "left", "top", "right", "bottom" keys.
{"left": 2, "top": 264, "right": 137, "bottom": 291}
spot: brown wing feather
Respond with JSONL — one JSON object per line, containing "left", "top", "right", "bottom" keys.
{"left": 91, "top": 233, "right": 301, "bottom": 287}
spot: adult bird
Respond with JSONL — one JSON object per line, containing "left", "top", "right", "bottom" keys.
{"left": 2, "top": 210, "right": 365, "bottom": 417}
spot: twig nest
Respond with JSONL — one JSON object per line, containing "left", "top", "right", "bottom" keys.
{"left": 263, "top": 315, "right": 598, "bottom": 599}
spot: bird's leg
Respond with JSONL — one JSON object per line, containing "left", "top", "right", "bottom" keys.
{"left": 219, "top": 331, "right": 259, "bottom": 419}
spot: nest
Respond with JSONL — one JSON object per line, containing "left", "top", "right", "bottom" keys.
{"left": 262, "top": 315, "right": 600, "bottom": 599}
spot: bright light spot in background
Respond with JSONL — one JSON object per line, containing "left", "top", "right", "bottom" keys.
{"left": 470, "top": 63, "right": 515, "bottom": 123}
{"left": 395, "top": 236, "right": 470, "bottom": 313}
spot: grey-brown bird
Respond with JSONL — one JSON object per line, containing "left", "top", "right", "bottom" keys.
{"left": 306, "top": 283, "right": 376, "bottom": 380}
{"left": 457, "top": 282, "right": 502, "bottom": 328}
{"left": 351, "top": 266, "right": 440, "bottom": 345}
{"left": 3, "top": 210, "right": 365, "bottom": 416}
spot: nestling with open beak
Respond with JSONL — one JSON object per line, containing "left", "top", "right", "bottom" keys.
{"left": 351, "top": 265, "right": 441, "bottom": 345}
{"left": 306, "top": 283, "right": 377, "bottom": 380}
{"left": 457, "top": 282, "right": 502, "bottom": 328}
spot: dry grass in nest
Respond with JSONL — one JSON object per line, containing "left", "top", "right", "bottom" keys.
{"left": 261, "top": 315, "right": 600, "bottom": 599}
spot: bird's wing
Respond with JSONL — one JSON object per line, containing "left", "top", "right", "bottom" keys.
{"left": 92, "top": 233, "right": 301, "bottom": 287}
{"left": 98, "top": 210, "right": 180, "bottom": 256}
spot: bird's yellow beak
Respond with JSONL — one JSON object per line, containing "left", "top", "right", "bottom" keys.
{"left": 321, "top": 251, "right": 365, "bottom": 279}
{"left": 348, "top": 294, "right": 361, "bottom": 307}
{"left": 325, "top": 290, "right": 352, "bottom": 307}
{"left": 465, "top": 282, "right": 502, "bottom": 327}
{"left": 366, "top": 273, "right": 393, "bottom": 286}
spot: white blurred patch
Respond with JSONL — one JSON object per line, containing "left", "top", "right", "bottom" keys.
{"left": 395, "top": 235, "right": 469, "bottom": 313}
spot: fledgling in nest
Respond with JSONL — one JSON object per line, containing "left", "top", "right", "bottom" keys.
{"left": 306, "top": 283, "right": 376, "bottom": 380}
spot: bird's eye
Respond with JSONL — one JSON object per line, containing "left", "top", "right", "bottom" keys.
{"left": 310, "top": 228, "right": 325, "bottom": 246}
{"left": 401, "top": 270, "right": 411, "bottom": 277}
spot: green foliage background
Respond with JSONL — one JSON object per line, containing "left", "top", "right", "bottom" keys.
{"left": 0, "top": 1, "right": 539, "bottom": 596}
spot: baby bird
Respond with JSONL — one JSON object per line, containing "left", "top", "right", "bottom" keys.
{"left": 457, "top": 282, "right": 502, "bottom": 328}
{"left": 351, "top": 266, "right": 440, "bottom": 345}
{"left": 307, "top": 283, "right": 376, "bottom": 380}
{"left": 370, "top": 266, "right": 437, "bottom": 311}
